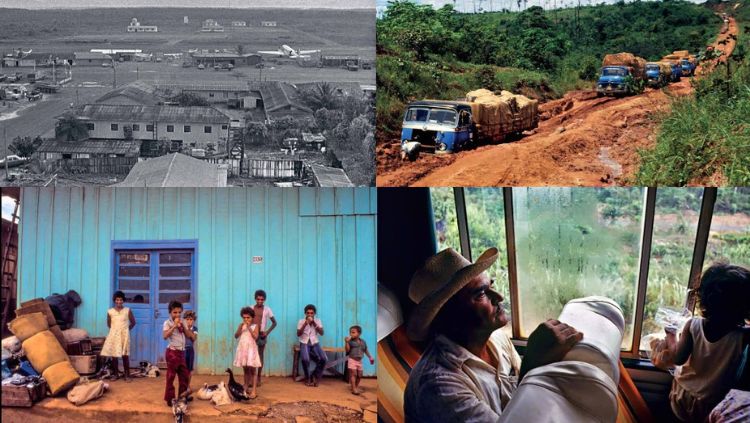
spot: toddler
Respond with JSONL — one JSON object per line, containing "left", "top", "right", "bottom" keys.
{"left": 234, "top": 306, "right": 261, "bottom": 399}
{"left": 345, "top": 325, "right": 374, "bottom": 395}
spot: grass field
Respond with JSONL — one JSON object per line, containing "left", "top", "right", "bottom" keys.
{"left": 0, "top": 7, "right": 374, "bottom": 58}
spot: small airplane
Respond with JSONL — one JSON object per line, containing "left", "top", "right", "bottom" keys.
{"left": 257, "top": 45, "right": 320, "bottom": 59}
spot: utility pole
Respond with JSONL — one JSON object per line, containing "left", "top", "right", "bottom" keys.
{"left": 112, "top": 59, "right": 116, "bottom": 88}
{"left": 3, "top": 126, "right": 8, "bottom": 177}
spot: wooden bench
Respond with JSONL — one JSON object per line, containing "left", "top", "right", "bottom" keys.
{"left": 291, "top": 345, "right": 347, "bottom": 381}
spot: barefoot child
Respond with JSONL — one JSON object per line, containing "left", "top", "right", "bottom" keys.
{"left": 252, "top": 290, "right": 277, "bottom": 387}
{"left": 663, "top": 263, "right": 750, "bottom": 422}
{"left": 234, "top": 306, "right": 261, "bottom": 399}
{"left": 101, "top": 291, "right": 136, "bottom": 381}
{"left": 345, "top": 325, "right": 374, "bottom": 395}
{"left": 183, "top": 310, "right": 197, "bottom": 395}
{"left": 297, "top": 304, "right": 326, "bottom": 387}
{"left": 163, "top": 301, "right": 196, "bottom": 407}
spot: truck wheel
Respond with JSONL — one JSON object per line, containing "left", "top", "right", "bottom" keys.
{"left": 436, "top": 142, "right": 448, "bottom": 152}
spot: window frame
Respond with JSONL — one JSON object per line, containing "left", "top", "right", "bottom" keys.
{"left": 444, "top": 187, "right": 718, "bottom": 359}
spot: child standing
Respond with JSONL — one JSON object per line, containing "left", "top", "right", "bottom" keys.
{"left": 664, "top": 263, "right": 750, "bottom": 422}
{"left": 252, "top": 290, "right": 277, "bottom": 387}
{"left": 345, "top": 325, "right": 374, "bottom": 395}
{"left": 183, "top": 310, "right": 198, "bottom": 392}
{"left": 234, "top": 306, "right": 261, "bottom": 399}
{"left": 163, "top": 301, "right": 196, "bottom": 407}
{"left": 101, "top": 291, "right": 136, "bottom": 382}
{"left": 297, "top": 304, "right": 326, "bottom": 387}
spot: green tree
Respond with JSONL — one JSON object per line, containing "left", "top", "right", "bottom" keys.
{"left": 9, "top": 136, "right": 43, "bottom": 157}
{"left": 244, "top": 121, "right": 269, "bottom": 145}
{"left": 55, "top": 113, "right": 89, "bottom": 141}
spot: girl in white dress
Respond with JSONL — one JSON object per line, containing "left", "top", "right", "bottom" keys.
{"left": 101, "top": 291, "right": 136, "bottom": 381}
{"left": 234, "top": 306, "right": 261, "bottom": 398}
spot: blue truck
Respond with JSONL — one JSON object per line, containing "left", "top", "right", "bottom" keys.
{"left": 400, "top": 93, "right": 539, "bottom": 159}
{"left": 597, "top": 53, "right": 647, "bottom": 96}
{"left": 645, "top": 63, "right": 668, "bottom": 88}
{"left": 680, "top": 59, "right": 696, "bottom": 76}
{"left": 400, "top": 101, "right": 475, "bottom": 155}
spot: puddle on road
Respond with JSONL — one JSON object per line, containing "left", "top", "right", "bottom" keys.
{"left": 598, "top": 147, "right": 622, "bottom": 178}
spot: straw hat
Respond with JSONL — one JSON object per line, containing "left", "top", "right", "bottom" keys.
{"left": 406, "top": 247, "right": 498, "bottom": 342}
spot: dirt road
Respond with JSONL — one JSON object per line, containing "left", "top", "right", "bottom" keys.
{"left": 376, "top": 17, "right": 738, "bottom": 187}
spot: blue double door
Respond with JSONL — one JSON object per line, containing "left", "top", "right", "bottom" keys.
{"left": 114, "top": 246, "right": 195, "bottom": 368}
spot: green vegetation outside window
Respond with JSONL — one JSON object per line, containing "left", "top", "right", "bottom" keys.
{"left": 430, "top": 188, "right": 460, "bottom": 253}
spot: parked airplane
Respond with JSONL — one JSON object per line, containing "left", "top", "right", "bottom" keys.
{"left": 257, "top": 45, "right": 320, "bottom": 59}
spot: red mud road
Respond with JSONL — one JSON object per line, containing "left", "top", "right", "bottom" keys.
{"left": 376, "top": 17, "right": 737, "bottom": 187}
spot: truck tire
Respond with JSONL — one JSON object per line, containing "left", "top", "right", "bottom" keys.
{"left": 436, "top": 142, "right": 448, "bottom": 152}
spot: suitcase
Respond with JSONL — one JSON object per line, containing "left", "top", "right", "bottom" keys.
{"left": 66, "top": 339, "right": 93, "bottom": 356}
{"left": 1, "top": 379, "right": 47, "bottom": 407}
{"left": 69, "top": 354, "right": 97, "bottom": 375}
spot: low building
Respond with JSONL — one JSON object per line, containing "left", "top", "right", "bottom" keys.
{"left": 65, "top": 104, "right": 231, "bottom": 153}
{"left": 114, "top": 153, "right": 227, "bottom": 187}
{"left": 1, "top": 52, "right": 62, "bottom": 68}
{"left": 191, "top": 52, "right": 261, "bottom": 67}
{"left": 36, "top": 138, "right": 142, "bottom": 160}
{"left": 95, "top": 82, "right": 164, "bottom": 106}
{"left": 201, "top": 19, "right": 224, "bottom": 32}
{"left": 260, "top": 82, "right": 314, "bottom": 121}
{"left": 127, "top": 18, "right": 158, "bottom": 32}
{"left": 309, "top": 164, "right": 354, "bottom": 187}
{"left": 321, "top": 55, "right": 360, "bottom": 67}
{"left": 149, "top": 80, "right": 258, "bottom": 105}
{"left": 91, "top": 49, "right": 143, "bottom": 62}
{"left": 261, "top": 21, "right": 277, "bottom": 27}
{"left": 231, "top": 21, "right": 247, "bottom": 27}
{"left": 74, "top": 52, "right": 112, "bottom": 66}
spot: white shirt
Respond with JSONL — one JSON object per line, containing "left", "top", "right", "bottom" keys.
{"left": 256, "top": 305, "right": 274, "bottom": 332}
{"left": 297, "top": 317, "right": 323, "bottom": 345}
{"left": 404, "top": 329, "right": 522, "bottom": 423}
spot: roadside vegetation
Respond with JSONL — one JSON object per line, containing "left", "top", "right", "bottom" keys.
{"left": 377, "top": 0, "right": 720, "bottom": 140}
{"left": 637, "top": 2, "right": 750, "bottom": 186}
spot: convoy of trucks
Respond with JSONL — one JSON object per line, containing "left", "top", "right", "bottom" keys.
{"left": 597, "top": 50, "right": 698, "bottom": 96}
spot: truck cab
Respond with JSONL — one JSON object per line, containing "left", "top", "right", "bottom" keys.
{"left": 401, "top": 101, "right": 473, "bottom": 154}
{"left": 645, "top": 63, "right": 667, "bottom": 87}
{"left": 680, "top": 59, "right": 696, "bottom": 76}
{"left": 597, "top": 66, "right": 631, "bottom": 95}
{"left": 668, "top": 63, "right": 682, "bottom": 82}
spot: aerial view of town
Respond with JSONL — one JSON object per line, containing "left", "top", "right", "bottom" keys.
{"left": 0, "top": 1, "right": 375, "bottom": 186}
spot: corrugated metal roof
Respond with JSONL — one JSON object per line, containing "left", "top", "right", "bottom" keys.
{"left": 114, "top": 153, "right": 224, "bottom": 187}
{"left": 74, "top": 52, "right": 112, "bottom": 60}
{"left": 149, "top": 80, "right": 254, "bottom": 92}
{"left": 95, "top": 85, "right": 163, "bottom": 106}
{"left": 310, "top": 164, "right": 354, "bottom": 187}
{"left": 72, "top": 104, "right": 229, "bottom": 124}
{"left": 37, "top": 139, "right": 141, "bottom": 155}
{"left": 261, "top": 82, "right": 313, "bottom": 119}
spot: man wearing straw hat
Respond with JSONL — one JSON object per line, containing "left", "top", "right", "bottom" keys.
{"left": 404, "top": 247, "right": 584, "bottom": 423}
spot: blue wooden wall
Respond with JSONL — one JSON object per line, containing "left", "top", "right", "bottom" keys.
{"left": 18, "top": 187, "right": 377, "bottom": 376}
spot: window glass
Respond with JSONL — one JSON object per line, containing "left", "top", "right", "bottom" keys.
{"left": 123, "top": 292, "right": 149, "bottom": 303}
{"left": 405, "top": 108, "right": 429, "bottom": 122}
{"left": 464, "top": 188, "right": 508, "bottom": 303}
{"left": 513, "top": 188, "right": 644, "bottom": 348}
{"left": 428, "top": 109, "right": 456, "bottom": 125}
{"left": 430, "top": 188, "right": 460, "bottom": 253}
{"left": 119, "top": 266, "right": 150, "bottom": 277}
{"left": 640, "top": 188, "right": 702, "bottom": 347}
{"left": 707, "top": 188, "right": 750, "bottom": 268}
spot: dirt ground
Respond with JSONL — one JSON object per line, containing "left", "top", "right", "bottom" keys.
{"left": 376, "top": 16, "right": 738, "bottom": 187}
{"left": 1, "top": 375, "right": 377, "bottom": 423}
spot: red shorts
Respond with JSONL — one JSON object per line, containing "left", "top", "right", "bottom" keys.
{"left": 347, "top": 357, "right": 363, "bottom": 371}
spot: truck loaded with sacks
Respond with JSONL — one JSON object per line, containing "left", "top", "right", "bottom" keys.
{"left": 400, "top": 88, "right": 539, "bottom": 158}
{"left": 596, "top": 53, "right": 647, "bottom": 96}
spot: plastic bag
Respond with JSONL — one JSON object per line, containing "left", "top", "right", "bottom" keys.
{"left": 654, "top": 307, "right": 692, "bottom": 334}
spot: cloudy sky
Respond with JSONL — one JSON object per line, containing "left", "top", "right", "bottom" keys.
{"left": 3, "top": 0, "right": 374, "bottom": 9}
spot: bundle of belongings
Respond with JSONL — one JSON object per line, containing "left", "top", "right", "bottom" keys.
{"left": 465, "top": 88, "right": 539, "bottom": 140}
{"left": 67, "top": 379, "right": 108, "bottom": 406}
{"left": 7, "top": 311, "right": 80, "bottom": 395}
{"left": 45, "top": 290, "right": 82, "bottom": 330}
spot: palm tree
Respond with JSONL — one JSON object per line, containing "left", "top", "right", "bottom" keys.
{"left": 303, "top": 82, "right": 339, "bottom": 111}
{"left": 55, "top": 113, "right": 89, "bottom": 141}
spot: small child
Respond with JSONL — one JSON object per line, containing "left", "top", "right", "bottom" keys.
{"left": 100, "top": 291, "right": 136, "bottom": 381}
{"left": 665, "top": 262, "right": 750, "bottom": 422}
{"left": 183, "top": 310, "right": 198, "bottom": 391}
{"left": 345, "top": 325, "right": 374, "bottom": 395}
{"left": 252, "top": 290, "right": 277, "bottom": 387}
{"left": 163, "top": 301, "right": 196, "bottom": 408}
{"left": 234, "top": 306, "right": 261, "bottom": 399}
{"left": 297, "top": 304, "right": 326, "bottom": 387}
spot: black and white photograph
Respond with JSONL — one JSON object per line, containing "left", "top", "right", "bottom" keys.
{"left": 0, "top": 0, "right": 375, "bottom": 187}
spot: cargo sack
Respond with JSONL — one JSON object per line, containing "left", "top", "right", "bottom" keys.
{"left": 673, "top": 50, "right": 690, "bottom": 57}
{"left": 43, "top": 360, "right": 80, "bottom": 396}
{"left": 15, "top": 298, "right": 57, "bottom": 327}
{"left": 23, "top": 331, "right": 68, "bottom": 373}
{"left": 45, "top": 290, "right": 82, "bottom": 330}
{"left": 466, "top": 88, "right": 494, "bottom": 102}
{"left": 8, "top": 313, "right": 49, "bottom": 342}
{"left": 67, "top": 380, "right": 107, "bottom": 406}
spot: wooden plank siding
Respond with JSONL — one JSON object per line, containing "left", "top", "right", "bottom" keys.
{"left": 17, "top": 187, "right": 377, "bottom": 376}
